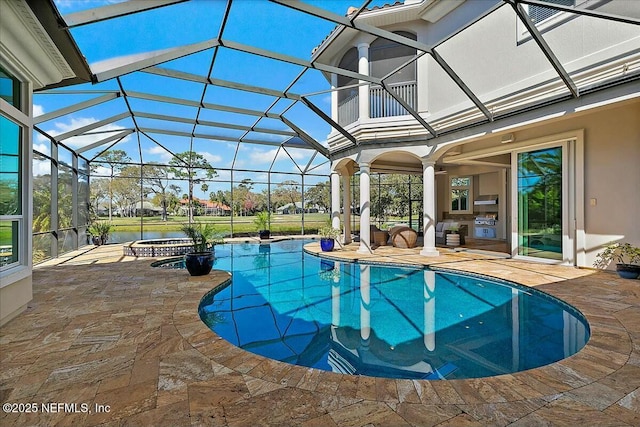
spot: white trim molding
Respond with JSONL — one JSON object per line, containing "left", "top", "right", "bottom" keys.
{"left": 0, "top": 0, "right": 75, "bottom": 89}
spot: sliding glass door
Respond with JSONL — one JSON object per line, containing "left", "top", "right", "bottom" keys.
{"left": 516, "top": 146, "right": 563, "bottom": 260}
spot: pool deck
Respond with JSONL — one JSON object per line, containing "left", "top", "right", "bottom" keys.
{"left": 1, "top": 240, "right": 639, "bottom": 426}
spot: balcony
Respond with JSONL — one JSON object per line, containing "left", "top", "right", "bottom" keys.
{"left": 337, "top": 81, "right": 417, "bottom": 127}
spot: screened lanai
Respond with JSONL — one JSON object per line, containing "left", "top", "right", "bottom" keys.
{"left": 29, "top": 0, "right": 346, "bottom": 261}
{"left": 7, "top": 0, "right": 638, "bottom": 265}
{"left": 2, "top": 2, "right": 640, "bottom": 421}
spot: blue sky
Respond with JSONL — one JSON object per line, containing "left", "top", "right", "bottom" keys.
{"left": 33, "top": 0, "right": 387, "bottom": 195}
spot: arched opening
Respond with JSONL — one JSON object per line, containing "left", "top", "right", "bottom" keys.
{"left": 369, "top": 31, "right": 418, "bottom": 118}
{"left": 337, "top": 47, "right": 359, "bottom": 126}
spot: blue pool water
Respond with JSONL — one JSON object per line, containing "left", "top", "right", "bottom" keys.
{"left": 167, "top": 240, "right": 590, "bottom": 380}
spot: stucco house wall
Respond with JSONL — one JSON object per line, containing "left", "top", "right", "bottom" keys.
{"left": 513, "top": 100, "right": 640, "bottom": 267}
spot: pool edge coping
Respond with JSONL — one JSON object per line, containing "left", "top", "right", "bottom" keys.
{"left": 170, "top": 245, "right": 632, "bottom": 404}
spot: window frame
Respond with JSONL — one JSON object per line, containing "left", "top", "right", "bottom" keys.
{"left": 516, "top": 0, "right": 607, "bottom": 43}
{"left": 0, "top": 66, "right": 21, "bottom": 110}
{"left": 0, "top": 64, "right": 30, "bottom": 283}
{"left": 449, "top": 175, "right": 473, "bottom": 215}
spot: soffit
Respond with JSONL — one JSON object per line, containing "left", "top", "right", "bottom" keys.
{"left": 0, "top": 0, "right": 84, "bottom": 89}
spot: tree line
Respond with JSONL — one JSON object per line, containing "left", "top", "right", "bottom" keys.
{"left": 88, "top": 150, "right": 331, "bottom": 221}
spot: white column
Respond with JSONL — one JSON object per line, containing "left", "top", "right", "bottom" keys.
{"left": 342, "top": 174, "right": 352, "bottom": 244}
{"left": 331, "top": 262, "right": 341, "bottom": 327}
{"left": 331, "top": 73, "right": 339, "bottom": 123}
{"left": 421, "top": 160, "right": 440, "bottom": 256}
{"left": 423, "top": 270, "right": 436, "bottom": 352}
{"left": 360, "top": 264, "right": 371, "bottom": 346}
{"left": 358, "top": 163, "right": 371, "bottom": 254}
{"left": 331, "top": 170, "right": 341, "bottom": 231}
{"left": 512, "top": 288, "right": 520, "bottom": 371}
{"left": 357, "top": 43, "right": 370, "bottom": 122}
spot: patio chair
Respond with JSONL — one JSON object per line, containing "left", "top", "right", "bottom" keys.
{"left": 389, "top": 226, "right": 418, "bottom": 248}
{"left": 370, "top": 225, "right": 389, "bottom": 245}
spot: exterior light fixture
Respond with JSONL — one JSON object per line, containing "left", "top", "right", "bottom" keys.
{"left": 501, "top": 133, "right": 515, "bottom": 144}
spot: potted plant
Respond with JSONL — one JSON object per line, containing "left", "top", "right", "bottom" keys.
{"left": 318, "top": 225, "right": 340, "bottom": 252}
{"left": 88, "top": 221, "right": 113, "bottom": 245}
{"left": 254, "top": 210, "right": 271, "bottom": 240}
{"left": 181, "top": 222, "right": 220, "bottom": 276}
{"left": 593, "top": 242, "right": 640, "bottom": 279}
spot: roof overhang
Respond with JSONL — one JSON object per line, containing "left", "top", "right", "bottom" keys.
{"left": 24, "top": 0, "right": 93, "bottom": 89}
{"left": 310, "top": 0, "right": 493, "bottom": 64}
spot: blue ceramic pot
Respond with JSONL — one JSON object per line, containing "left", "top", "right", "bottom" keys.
{"left": 616, "top": 264, "right": 640, "bottom": 279}
{"left": 320, "top": 238, "right": 335, "bottom": 252}
{"left": 184, "top": 252, "right": 214, "bottom": 276}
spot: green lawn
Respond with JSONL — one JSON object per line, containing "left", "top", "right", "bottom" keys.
{"left": 99, "top": 213, "right": 331, "bottom": 235}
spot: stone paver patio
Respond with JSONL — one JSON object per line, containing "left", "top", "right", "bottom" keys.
{"left": 1, "top": 240, "right": 639, "bottom": 426}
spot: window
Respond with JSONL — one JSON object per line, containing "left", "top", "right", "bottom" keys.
{"left": 0, "top": 115, "right": 22, "bottom": 268}
{"left": 449, "top": 176, "right": 472, "bottom": 214}
{"left": 526, "top": 0, "right": 574, "bottom": 24}
{"left": 517, "top": 0, "right": 601, "bottom": 42}
{"left": 0, "top": 67, "right": 21, "bottom": 109}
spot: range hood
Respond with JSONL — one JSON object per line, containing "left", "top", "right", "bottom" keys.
{"left": 474, "top": 194, "right": 498, "bottom": 205}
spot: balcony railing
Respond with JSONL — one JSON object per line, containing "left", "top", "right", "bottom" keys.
{"left": 370, "top": 81, "right": 417, "bottom": 119}
{"left": 337, "top": 92, "right": 359, "bottom": 127}
{"left": 337, "top": 81, "right": 417, "bottom": 127}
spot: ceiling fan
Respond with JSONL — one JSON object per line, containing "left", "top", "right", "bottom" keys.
{"left": 435, "top": 166, "right": 448, "bottom": 175}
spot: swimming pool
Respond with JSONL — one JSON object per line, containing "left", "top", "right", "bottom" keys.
{"left": 180, "top": 240, "right": 590, "bottom": 380}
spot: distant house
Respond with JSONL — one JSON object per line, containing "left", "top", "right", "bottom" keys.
{"left": 132, "top": 201, "right": 162, "bottom": 217}
{"left": 95, "top": 202, "right": 109, "bottom": 217}
{"left": 178, "top": 198, "right": 231, "bottom": 216}
{"left": 276, "top": 202, "right": 303, "bottom": 215}
{"left": 201, "top": 200, "right": 232, "bottom": 216}
{"left": 276, "top": 202, "right": 324, "bottom": 214}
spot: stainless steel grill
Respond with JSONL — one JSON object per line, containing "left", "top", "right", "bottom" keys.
{"left": 475, "top": 217, "right": 496, "bottom": 226}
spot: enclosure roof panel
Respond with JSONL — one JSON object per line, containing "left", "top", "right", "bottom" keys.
{"left": 28, "top": 0, "right": 639, "bottom": 169}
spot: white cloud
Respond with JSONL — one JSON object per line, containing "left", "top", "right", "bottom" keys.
{"left": 249, "top": 148, "right": 294, "bottom": 164}
{"left": 147, "top": 146, "right": 166, "bottom": 154}
{"left": 248, "top": 148, "right": 277, "bottom": 164}
{"left": 216, "top": 170, "right": 231, "bottom": 181}
{"left": 283, "top": 148, "right": 307, "bottom": 161}
{"left": 310, "top": 162, "right": 330, "bottom": 174}
{"left": 33, "top": 143, "right": 50, "bottom": 156}
{"left": 200, "top": 151, "right": 222, "bottom": 165}
{"left": 54, "top": 0, "right": 126, "bottom": 13}
{"left": 142, "top": 147, "right": 230, "bottom": 171}
{"left": 43, "top": 117, "right": 131, "bottom": 149}
{"left": 33, "top": 158, "right": 50, "bottom": 176}
{"left": 226, "top": 145, "right": 310, "bottom": 172}
{"left": 34, "top": 133, "right": 49, "bottom": 144}
{"left": 145, "top": 145, "right": 173, "bottom": 163}
{"left": 33, "top": 104, "right": 44, "bottom": 117}
{"left": 92, "top": 165, "right": 111, "bottom": 176}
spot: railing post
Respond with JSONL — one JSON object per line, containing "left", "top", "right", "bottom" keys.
{"left": 331, "top": 74, "right": 339, "bottom": 123}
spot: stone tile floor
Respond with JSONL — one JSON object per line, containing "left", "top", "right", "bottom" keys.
{"left": 1, "top": 241, "right": 638, "bottom": 426}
